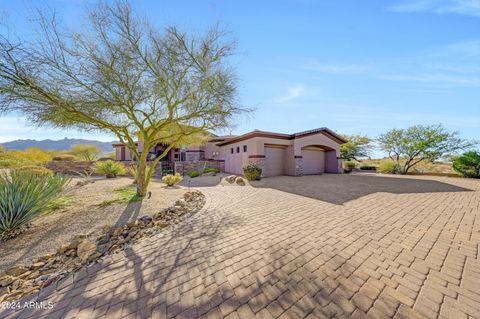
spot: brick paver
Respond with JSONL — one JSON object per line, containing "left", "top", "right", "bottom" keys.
{"left": 2, "top": 174, "right": 480, "bottom": 319}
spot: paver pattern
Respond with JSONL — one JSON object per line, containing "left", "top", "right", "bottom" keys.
{"left": 3, "top": 174, "right": 480, "bottom": 319}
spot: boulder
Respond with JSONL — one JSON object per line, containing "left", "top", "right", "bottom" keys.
{"left": 226, "top": 175, "right": 236, "bottom": 183}
{"left": 0, "top": 276, "right": 14, "bottom": 287}
{"left": 235, "top": 177, "right": 245, "bottom": 185}
{"left": 76, "top": 240, "right": 97, "bottom": 263}
{"left": 5, "top": 266, "right": 28, "bottom": 277}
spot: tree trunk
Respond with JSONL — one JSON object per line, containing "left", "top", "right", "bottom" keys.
{"left": 135, "top": 155, "right": 148, "bottom": 197}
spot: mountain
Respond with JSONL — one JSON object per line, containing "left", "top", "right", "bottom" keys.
{"left": 1, "top": 138, "right": 117, "bottom": 153}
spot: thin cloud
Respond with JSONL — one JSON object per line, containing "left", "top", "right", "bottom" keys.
{"left": 388, "top": 0, "right": 480, "bottom": 17}
{"left": 274, "top": 86, "right": 306, "bottom": 103}
{"left": 379, "top": 72, "right": 480, "bottom": 87}
{"left": 305, "top": 61, "right": 369, "bottom": 74}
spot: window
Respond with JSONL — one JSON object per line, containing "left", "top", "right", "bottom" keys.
{"left": 243, "top": 145, "right": 247, "bottom": 152}
{"left": 236, "top": 147, "right": 240, "bottom": 153}
{"left": 212, "top": 151, "right": 219, "bottom": 159}
{"left": 231, "top": 148, "right": 234, "bottom": 154}
{"left": 174, "top": 154, "right": 179, "bottom": 159}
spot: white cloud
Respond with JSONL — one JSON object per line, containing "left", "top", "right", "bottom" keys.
{"left": 274, "top": 85, "right": 306, "bottom": 103}
{"left": 388, "top": 0, "right": 480, "bottom": 17}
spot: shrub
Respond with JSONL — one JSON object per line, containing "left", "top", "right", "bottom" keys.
{"left": 359, "top": 164, "right": 377, "bottom": 171}
{"left": 188, "top": 171, "right": 200, "bottom": 178}
{"left": 15, "top": 165, "right": 53, "bottom": 176}
{"left": 0, "top": 148, "right": 53, "bottom": 168}
{"left": 69, "top": 144, "right": 101, "bottom": 161}
{"left": 343, "top": 161, "right": 356, "bottom": 173}
{"left": 203, "top": 167, "right": 220, "bottom": 174}
{"left": 378, "top": 161, "right": 398, "bottom": 174}
{"left": 243, "top": 163, "right": 262, "bottom": 181}
{"left": 95, "top": 160, "right": 126, "bottom": 178}
{"left": 0, "top": 170, "right": 69, "bottom": 240}
{"left": 52, "top": 154, "right": 78, "bottom": 161}
{"left": 453, "top": 151, "right": 480, "bottom": 178}
{"left": 162, "top": 173, "right": 183, "bottom": 186}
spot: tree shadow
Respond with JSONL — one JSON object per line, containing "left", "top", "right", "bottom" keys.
{"left": 250, "top": 174, "right": 472, "bottom": 205}
{"left": 113, "top": 199, "right": 143, "bottom": 228}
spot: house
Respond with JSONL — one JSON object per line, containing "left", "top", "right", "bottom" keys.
{"left": 113, "top": 127, "right": 346, "bottom": 177}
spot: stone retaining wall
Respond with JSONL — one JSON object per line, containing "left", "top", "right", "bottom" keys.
{"left": 45, "top": 161, "right": 97, "bottom": 175}
{"left": 174, "top": 161, "right": 225, "bottom": 175}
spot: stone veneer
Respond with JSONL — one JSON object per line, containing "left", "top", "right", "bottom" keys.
{"left": 45, "top": 161, "right": 97, "bottom": 175}
{"left": 174, "top": 161, "right": 225, "bottom": 175}
{"left": 294, "top": 156, "right": 304, "bottom": 176}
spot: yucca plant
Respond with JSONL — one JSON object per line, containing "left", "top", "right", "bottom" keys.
{"left": 95, "top": 160, "right": 126, "bottom": 178}
{"left": 0, "top": 171, "right": 69, "bottom": 240}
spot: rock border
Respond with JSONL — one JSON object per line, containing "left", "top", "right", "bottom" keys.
{"left": 0, "top": 190, "right": 205, "bottom": 302}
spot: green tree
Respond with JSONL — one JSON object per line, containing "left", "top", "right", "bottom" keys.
{"left": 70, "top": 144, "right": 101, "bottom": 161}
{"left": 378, "top": 124, "right": 475, "bottom": 175}
{"left": 0, "top": 1, "right": 248, "bottom": 196}
{"left": 452, "top": 151, "right": 480, "bottom": 178}
{"left": 340, "top": 134, "right": 373, "bottom": 161}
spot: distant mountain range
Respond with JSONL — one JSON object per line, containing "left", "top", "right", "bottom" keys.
{"left": 1, "top": 138, "right": 117, "bottom": 153}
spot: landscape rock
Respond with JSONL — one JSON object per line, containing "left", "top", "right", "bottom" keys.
{"left": 0, "top": 190, "right": 206, "bottom": 303}
{"left": 76, "top": 240, "right": 97, "bottom": 263}
{"left": 5, "top": 266, "right": 28, "bottom": 277}
{"left": 235, "top": 177, "right": 245, "bottom": 185}
{"left": 0, "top": 276, "right": 14, "bottom": 287}
{"left": 226, "top": 175, "right": 237, "bottom": 183}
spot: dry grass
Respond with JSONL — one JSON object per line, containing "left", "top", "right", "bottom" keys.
{"left": 0, "top": 177, "right": 186, "bottom": 270}
{"left": 361, "top": 158, "right": 456, "bottom": 175}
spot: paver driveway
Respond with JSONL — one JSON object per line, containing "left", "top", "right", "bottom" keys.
{"left": 3, "top": 174, "right": 480, "bottom": 319}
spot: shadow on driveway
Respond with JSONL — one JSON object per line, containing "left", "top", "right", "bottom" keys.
{"left": 250, "top": 174, "right": 472, "bottom": 205}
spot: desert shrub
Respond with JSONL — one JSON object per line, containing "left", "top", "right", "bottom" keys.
{"left": 235, "top": 176, "right": 245, "bottom": 185}
{"left": 0, "top": 145, "right": 4, "bottom": 153}
{"left": 243, "top": 163, "right": 262, "bottom": 181}
{"left": 359, "top": 164, "right": 377, "bottom": 171}
{"left": 15, "top": 165, "right": 53, "bottom": 176}
{"left": 378, "top": 161, "right": 398, "bottom": 174}
{"left": 0, "top": 148, "right": 53, "bottom": 168}
{"left": 452, "top": 151, "right": 480, "bottom": 178}
{"left": 203, "top": 167, "right": 220, "bottom": 174}
{"left": 343, "top": 161, "right": 356, "bottom": 173}
{"left": 162, "top": 173, "right": 183, "bottom": 186}
{"left": 95, "top": 160, "right": 126, "bottom": 178}
{"left": 52, "top": 154, "right": 78, "bottom": 161}
{"left": 188, "top": 171, "right": 200, "bottom": 178}
{"left": 69, "top": 144, "right": 101, "bottom": 161}
{"left": 0, "top": 170, "right": 69, "bottom": 240}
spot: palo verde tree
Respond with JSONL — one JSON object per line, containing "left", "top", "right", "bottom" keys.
{"left": 0, "top": 1, "right": 248, "bottom": 196}
{"left": 378, "top": 124, "right": 475, "bottom": 174}
{"left": 340, "top": 134, "right": 373, "bottom": 161}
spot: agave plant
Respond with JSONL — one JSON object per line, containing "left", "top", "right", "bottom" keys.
{"left": 95, "top": 160, "right": 126, "bottom": 178}
{"left": 0, "top": 170, "right": 69, "bottom": 240}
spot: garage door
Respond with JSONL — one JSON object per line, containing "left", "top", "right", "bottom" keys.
{"left": 302, "top": 148, "right": 325, "bottom": 175}
{"left": 264, "top": 146, "right": 286, "bottom": 177}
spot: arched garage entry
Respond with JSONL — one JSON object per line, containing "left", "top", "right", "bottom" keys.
{"left": 301, "top": 145, "right": 334, "bottom": 175}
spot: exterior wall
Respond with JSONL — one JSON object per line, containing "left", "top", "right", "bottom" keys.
{"left": 203, "top": 141, "right": 222, "bottom": 160}
{"left": 216, "top": 132, "right": 342, "bottom": 176}
{"left": 293, "top": 134, "right": 341, "bottom": 173}
{"left": 114, "top": 145, "right": 133, "bottom": 161}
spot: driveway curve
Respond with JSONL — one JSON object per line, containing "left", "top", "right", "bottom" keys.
{"left": 3, "top": 174, "right": 480, "bottom": 319}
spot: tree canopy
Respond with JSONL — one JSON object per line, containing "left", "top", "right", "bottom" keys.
{"left": 0, "top": 1, "right": 249, "bottom": 195}
{"left": 69, "top": 144, "right": 102, "bottom": 161}
{"left": 340, "top": 134, "right": 373, "bottom": 161}
{"left": 378, "top": 124, "right": 475, "bottom": 174}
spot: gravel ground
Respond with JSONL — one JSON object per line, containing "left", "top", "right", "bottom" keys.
{"left": 0, "top": 177, "right": 186, "bottom": 270}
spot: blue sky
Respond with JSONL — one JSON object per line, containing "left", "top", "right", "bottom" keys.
{"left": 0, "top": 0, "right": 479, "bottom": 145}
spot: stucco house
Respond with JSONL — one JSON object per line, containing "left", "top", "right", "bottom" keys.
{"left": 113, "top": 127, "right": 346, "bottom": 177}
